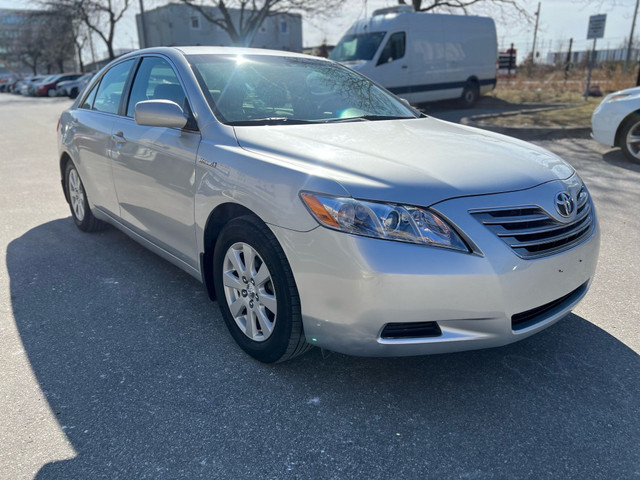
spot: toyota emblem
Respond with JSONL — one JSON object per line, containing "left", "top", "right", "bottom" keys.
{"left": 554, "top": 192, "right": 574, "bottom": 218}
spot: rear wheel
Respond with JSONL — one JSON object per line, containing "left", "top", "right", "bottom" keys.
{"left": 64, "top": 161, "right": 106, "bottom": 232}
{"left": 620, "top": 115, "right": 640, "bottom": 163}
{"left": 459, "top": 81, "right": 479, "bottom": 107}
{"left": 47, "top": 88, "right": 56, "bottom": 97}
{"left": 213, "top": 216, "right": 312, "bottom": 363}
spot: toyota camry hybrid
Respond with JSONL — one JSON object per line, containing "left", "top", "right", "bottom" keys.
{"left": 57, "top": 47, "right": 600, "bottom": 363}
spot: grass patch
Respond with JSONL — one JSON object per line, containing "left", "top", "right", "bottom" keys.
{"left": 484, "top": 98, "right": 599, "bottom": 127}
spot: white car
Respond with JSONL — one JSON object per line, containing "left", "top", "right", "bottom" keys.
{"left": 591, "top": 86, "right": 640, "bottom": 162}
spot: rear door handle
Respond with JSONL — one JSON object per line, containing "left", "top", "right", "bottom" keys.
{"left": 112, "top": 131, "right": 126, "bottom": 144}
{"left": 401, "top": 65, "right": 408, "bottom": 69}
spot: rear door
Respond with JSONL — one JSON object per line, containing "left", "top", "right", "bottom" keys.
{"left": 70, "top": 58, "right": 136, "bottom": 216}
{"left": 110, "top": 55, "right": 201, "bottom": 269}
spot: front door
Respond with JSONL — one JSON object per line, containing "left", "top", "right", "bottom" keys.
{"left": 111, "top": 56, "right": 201, "bottom": 269}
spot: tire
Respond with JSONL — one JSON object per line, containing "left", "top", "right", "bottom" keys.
{"left": 47, "top": 88, "right": 56, "bottom": 97}
{"left": 619, "top": 115, "right": 640, "bottom": 163}
{"left": 459, "top": 81, "right": 479, "bottom": 107}
{"left": 213, "top": 216, "right": 312, "bottom": 363}
{"left": 64, "top": 161, "right": 107, "bottom": 232}
{"left": 69, "top": 87, "right": 78, "bottom": 99}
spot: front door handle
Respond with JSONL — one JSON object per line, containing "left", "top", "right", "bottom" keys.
{"left": 112, "top": 132, "right": 126, "bottom": 144}
{"left": 401, "top": 65, "right": 408, "bottom": 69}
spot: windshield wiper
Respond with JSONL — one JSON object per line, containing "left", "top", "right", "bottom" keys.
{"left": 227, "top": 117, "right": 315, "bottom": 126}
{"left": 325, "top": 115, "right": 417, "bottom": 123}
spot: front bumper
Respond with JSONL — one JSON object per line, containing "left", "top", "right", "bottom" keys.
{"left": 270, "top": 181, "right": 600, "bottom": 357}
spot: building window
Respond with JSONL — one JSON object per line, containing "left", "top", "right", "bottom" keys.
{"left": 191, "top": 16, "right": 200, "bottom": 29}
{"left": 280, "top": 21, "right": 288, "bottom": 35}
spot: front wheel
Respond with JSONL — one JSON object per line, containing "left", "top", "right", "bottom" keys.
{"left": 213, "top": 216, "right": 312, "bottom": 363}
{"left": 620, "top": 115, "right": 640, "bottom": 163}
{"left": 64, "top": 161, "right": 106, "bottom": 232}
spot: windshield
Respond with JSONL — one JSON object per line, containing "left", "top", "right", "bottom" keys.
{"left": 329, "top": 32, "right": 387, "bottom": 62}
{"left": 187, "top": 54, "right": 417, "bottom": 125}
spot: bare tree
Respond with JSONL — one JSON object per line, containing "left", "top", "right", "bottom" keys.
{"left": 397, "top": 0, "right": 530, "bottom": 21}
{"left": 180, "top": 0, "right": 347, "bottom": 47}
{"left": 3, "top": 12, "right": 48, "bottom": 74}
{"left": 45, "top": 0, "right": 131, "bottom": 60}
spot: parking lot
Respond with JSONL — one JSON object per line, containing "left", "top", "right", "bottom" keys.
{"left": 0, "top": 93, "right": 638, "bottom": 479}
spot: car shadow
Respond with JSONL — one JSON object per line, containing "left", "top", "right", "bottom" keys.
{"left": 7, "top": 219, "right": 640, "bottom": 478}
{"left": 601, "top": 147, "right": 640, "bottom": 173}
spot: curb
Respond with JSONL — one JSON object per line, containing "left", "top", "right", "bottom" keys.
{"left": 461, "top": 105, "right": 591, "bottom": 141}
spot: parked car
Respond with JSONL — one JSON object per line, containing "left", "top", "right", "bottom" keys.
{"left": 591, "top": 86, "right": 640, "bottom": 162}
{"left": 28, "top": 75, "right": 55, "bottom": 96}
{"left": 19, "top": 75, "right": 46, "bottom": 95}
{"left": 57, "top": 47, "right": 599, "bottom": 363}
{"left": 330, "top": 6, "right": 497, "bottom": 106}
{"left": 56, "top": 73, "right": 93, "bottom": 98}
{"left": 36, "top": 73, "right": 82, "bottom": 97}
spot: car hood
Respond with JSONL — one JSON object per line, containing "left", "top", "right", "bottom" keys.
{"left": 233, "top": 117, "right": 574, "bottom": 206}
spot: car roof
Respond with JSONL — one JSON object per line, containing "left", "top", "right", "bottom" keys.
{"left": 119, "top": 46, "right": 327, "bottom": 63}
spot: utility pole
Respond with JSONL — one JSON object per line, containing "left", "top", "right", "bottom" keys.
{"left": 139, "top": 0, "right": 148, "bottom": 49}
{"left": 531, "top": 2, "right": 541, "bottom": 64}
{"left": 625, "top": 0, "right": 639, "bottom": 71}
{"left": 565, "top": 38, "right": 573, "bottom": 80}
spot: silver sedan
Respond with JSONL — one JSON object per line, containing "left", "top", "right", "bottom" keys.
{"left": 57, "top": 47, "right": 599, "bottom": 363}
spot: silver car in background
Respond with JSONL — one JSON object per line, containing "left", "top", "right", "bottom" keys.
{"left": 57, "top": 47, "right": 599, "bottom": 363}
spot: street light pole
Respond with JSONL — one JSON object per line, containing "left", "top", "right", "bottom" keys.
{"left": 139, "top": 0, "right": 148, "bottom": 49}
{"left": 625, "top": 0, "right": 639, "bottom": 71}
{"left": 531, "top": 2, "right": 541, "bottom": 64}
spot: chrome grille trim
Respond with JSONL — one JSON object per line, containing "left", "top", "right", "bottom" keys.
{"left": 470, "top": 190, "right": 595, "bottom": 259}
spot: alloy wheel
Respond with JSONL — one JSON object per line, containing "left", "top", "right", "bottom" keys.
{"left": 625, "top": 120, "right": 640, "bottom": 160}
{"left": 68, "top": 168, "right": 85, "bottom": 221}
{"left": 222, "top": 242, "right": 277, "bottom": 342}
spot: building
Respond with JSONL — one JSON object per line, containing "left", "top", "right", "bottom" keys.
{"left": 136, "top": 3, "right": 302, "bottom": 53}
{"left": 0, "top": 8, "right": 75, "bottom": 74}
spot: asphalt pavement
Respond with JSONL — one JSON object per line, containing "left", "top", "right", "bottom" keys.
{"left": 1, "top": 94, "right": 638, "bottom": 479}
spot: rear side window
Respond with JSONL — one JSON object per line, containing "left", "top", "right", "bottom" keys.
{"left": 93, "top": 59, "right": 135, "bottom": 114}
{"left": 79, "top": 82, "right": 98, "bottom": 110}
{"left": 126, "top": 57, "right": 187, "bottom": 117}
{"left": 377, "top": 32, "right": 406, "bottom": 65}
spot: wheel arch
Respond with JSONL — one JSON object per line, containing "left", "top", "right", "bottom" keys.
{"left": 200, "top": 202, "right": 263, "bottom": 301}
{"left": 615, "top": 110, "right": 640, "bottom": 147}
{"left": 60, "top": 151, "right": 73, "bottom": 204}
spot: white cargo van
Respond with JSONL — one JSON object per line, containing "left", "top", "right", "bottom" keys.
{"left": 329, "top": 6, "right": 498, "bottom": 106}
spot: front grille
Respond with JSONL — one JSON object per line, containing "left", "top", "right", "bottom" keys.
{"left": 511, "top": 281, "right": 588, "bottom": 331}
{"left": 380, "top": 321, "right": 442, "bottom": 339}
{"left": 470, "top": 188, "right": 594, "bottom": 259}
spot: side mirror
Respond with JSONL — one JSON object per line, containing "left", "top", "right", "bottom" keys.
{"left": 134, "top": 99, "right": 187, "bottom": 129}
{"left": 399, "top": 97, "right": 411, "bottom": 107}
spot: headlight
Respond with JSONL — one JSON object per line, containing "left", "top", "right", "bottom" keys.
{"left": 300, "top": 192, "right": 469, "bottom": 252}
{"left": 607, "top": 93, "right": 631, "bottom": 102}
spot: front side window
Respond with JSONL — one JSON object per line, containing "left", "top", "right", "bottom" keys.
{"left": 126, "top": 56, "right": 187, "bottom": 117}
{"left": 329, "top": 32, "right": 387, "bottom": 62}
{"left": 93, "top": 59, "right": 135, "bottom": 114}
{"left": 188, "top": 54, "right": 418, "bottom": 124}
{"left": 377, "top": 32, "right": 406, "bottom": 65}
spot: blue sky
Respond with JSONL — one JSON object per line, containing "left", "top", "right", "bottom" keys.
{"left": 0, "top": 0, "right": 635, "bottom": 59}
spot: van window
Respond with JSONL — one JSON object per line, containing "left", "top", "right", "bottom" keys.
{"left": 330, "top": 32, "right": 387, "bottom": 62}
{"left": 377, "top": 32, "right": 406, "bottom": 65}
